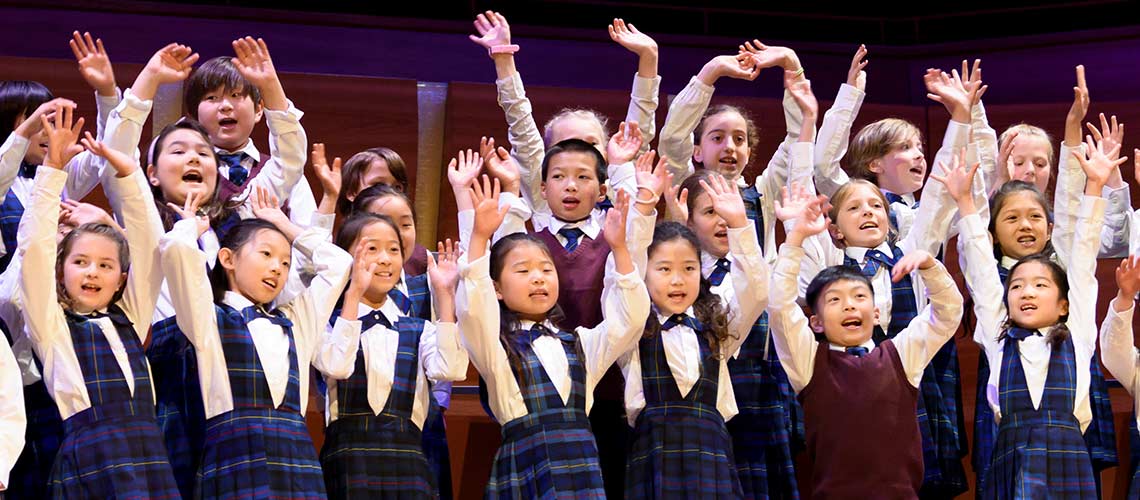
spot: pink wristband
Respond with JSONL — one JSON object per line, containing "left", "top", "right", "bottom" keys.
{"left": 489, "top": 44, "right": 520, "bottom": 56}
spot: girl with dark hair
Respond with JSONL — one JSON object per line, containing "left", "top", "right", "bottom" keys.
{"left": 457, "top": 175, "right": 648, "bottom": 498}
{"left": 158, "top": 182, "right": 353, "bottom": 498}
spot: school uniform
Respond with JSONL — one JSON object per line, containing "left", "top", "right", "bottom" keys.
{"left": 1098, "top": 301, "right": 1140, "bottom": 498}
{"left": 0, "top": 325, "right": 25, "bottom": 497}
{"left": 319, "top": 292, "right": 468, "bottom": 499}
{"left": 621, "top": 220, "right": 768, "bottom": 499}
{"left": 19, "top": 166, "right": 177, "bottom": 497}
{"left": 160, "top": 217, "right": 354, "bottom": 499}
{"left": 494, "top": 70, "right": 660, "bottom": 233}
{"left": 959, "top": 193, "right": 1104, "bottom": 498}
{"left": 767, "top": 242, "right": 963, "bottom": 498}
{"left": 457, "top": 244, "right": 649, "bottom": 499}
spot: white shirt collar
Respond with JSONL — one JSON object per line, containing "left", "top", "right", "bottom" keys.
{"left": 828, "top": 338, "right": 876, "bottom": 352}
{"left": 700, "top": 250, "right": 732, "bottom": 278}
{"left": 1000, "top": 255, "right": 1019, "bottom": 271}
{"left": 547, "top": 208, "right": 604, "bottom": 241}
{"left": 222, "top": 290, "right": 257, "bottom": 311}
{"left": 355, "top": 299, "right": 402, "bottom": 329}
{"left": 518, "top": 318, "right": 560, "bottom": 332}
{"left": 844, "top": 241, "right": 893, "bottom": 264}
{"left": 216, "top": 139, "right": 261, "bottom": 160}
{"left": 881, "top": 188, "right": 916, "bottom": 205}
{"left": 656, "top": 306, "right": 697, "bottom": 325}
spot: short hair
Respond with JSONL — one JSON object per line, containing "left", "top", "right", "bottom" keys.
{"left": 183, "top": 57, "right": 263, "bottom": 114}
{"left": 999, "top": 123, "right": 1055, "bottom": 169}
{"left": 844, "top": 118, "right": 923, "bottom": 183}
{"left": 540, "top": 138, "right": 607, "bottom": 184}
{"left": 0, "top": 80, "right": 54, "bottom": 139}
{"left": 337, "top": 147, "right": 410, "bottom": 215}
{"left": 826, "top": 179, "right": 896, "bottom": 245}
{"left": 543, "top": 108, "right": 609, "bottom": 147}
{"left": 805, "top": 265, "right": 874, "bottom": 314}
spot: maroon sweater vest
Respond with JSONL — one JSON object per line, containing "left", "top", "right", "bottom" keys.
{"left": 798, "top": 340, "right": 922, "bottom": 499}
{"left": 533, "top": 227, "right": 611, "bottom": 330}
{"left": 403, "top": 243, "right": 429, "bottom": 277}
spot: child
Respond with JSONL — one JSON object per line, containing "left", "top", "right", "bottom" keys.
{"left": 0, "top": 324, "right": 24, "bottom": 497}
{"left": 182, "top": 36, "right": 315, "bottom": 227}
{"left": 1098, "top": 255, "right": 1140, "bottom": 498}
{"left": 768, "top": 185, "right": 963, "bottom": 498}
{"left": 957, "top": 132, "right": 1119, "bottom": 498}
{"left": 458, "top": 176, "right": 648, "bottom": 498}
{"left": 320, "top": 214, "right": 468, "bottom": 499}
{"left": 622, "top": 171, "right": 769, "bottom": 498}
{"left": 159, "top": 187, "right": 352, "bottom": 498}
{"left": 20, "top": 105, "right": 179, "bottom": 497}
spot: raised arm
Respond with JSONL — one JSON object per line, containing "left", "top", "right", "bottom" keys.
{"left": 609, "top": 18, "right": 660, "bottom": 152}
{"left": 702, "top": 174, "right": 768, "bottom": 355}
{"left": 890, "top": 252, "right": 963, "bottom": 387}
{"left": 422, "top": 239, "right": 469, "bottom": 382}
{"left": 813, "top": 45, "right": 866, "bottom": 198}
{"left": 1102, "top": 256, "right": 1140, "bottom": 399}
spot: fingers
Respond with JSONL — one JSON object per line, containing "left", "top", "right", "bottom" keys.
{"left": 1076, "top": 64, "right": 1087, "bottom": 92}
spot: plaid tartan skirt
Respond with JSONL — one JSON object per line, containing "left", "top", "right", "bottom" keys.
{"left": 983, "top": 410, "right": 1096, "bottom": 499}
{"left": 420, "top": 402, "right": 452, "bottom": 500}
{"left": 50, "top": 401, "right": 180, "bottom": 499}
{"left": 196, "top": 406, "right": 325, "bottom": 500}
{"left": 626, "top": 402, "right": 743, "bottom": 499}
{"left": 148, "top": 319, "right": 206, "bottom": 499}
{"left": 1085, "top": 355, "right": 1118, "bottom": 472}
{"left": 1129, "top": 419, "right": 1140, "bottom": 499}
{"left": 725, "top": 358, "right": 798, "bottom": 500}
{"left": 973, "top": 355, "right": 998, "bottom": 492}
{"left": 918, "top": 343, "right": 968, "bottom": 498}
{"left": 320, "top": 414, "right": 436, "bottom": 499}
{"left": 6, "top": 380, "right": 63, "bottom": 500}
{"left": 486, "top": 407, "right": 605, "bottom": 499}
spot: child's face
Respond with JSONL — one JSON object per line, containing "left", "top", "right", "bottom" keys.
{"left": 541, "top": 151, "right": 605, "bottom": 222}
{"left": 871, "top": 133, "right": 925, "bottom": 196}
{"left": 1007, "top": 135, "right": 1052, "bottom": 193}
{"left": 810, "top": 279, "right": 879, "bottom": 346}
{"left": 358, "top": 158, "right": 403, "bottom": 195}
{"left": 220, "top": 228, "right": 291, "bottom": 305}
{"left": 351, "top": 221, "right": 404, "bottom": 304}
{"left": 645, "top": 239, "right": 702, "bottom": 315}
{"left": 693, "top": 110, "right": 750, "bottom": 181}
{"left": 14, "top": 112, "right": 49, "bottom": 166}
{"left": 1006, "top": 261, "right": 1068, "bottom": 330}
{"left": 688, "top": 192, "right": 729, "bottom": 259}
{"left": 494, "top": 243, "right": 559, "bottom": 322}
{"left": 195, "top": 85, "right": 263, "bottom": 152}
{"left": 547, "top": 115, "right": 607, "bottom": 157}
{"left": 993, "top": 192, "right": 1051, "bottom": 259}
{"left": 364, "top": 196, "right": 416, "bottom": 258}
{"left": 832, "top": 184, "right": 890, "bottom": 249}
{"left": 148, "top": 128, "right": 218, "bottom": 206}
{"left": 61, "top": 233, "right": 127, "bottom": 314}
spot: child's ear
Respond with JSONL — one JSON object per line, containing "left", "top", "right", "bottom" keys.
{"left": 828, "top": 222, "right": 845, "bottom": 248}
{"left": 809, "top": 314, "right": 824, "bottom": 334}
{"left": 596, "top": 183, "right": 608, "bottom": 203}
{"left": 540, "top": 180, "right": 550, "bottom": 201}
{"left": 1058, "top": 298, "right": 1069, "bottom": 318}
{"left": 253, "top": 99, "right": 265, "bottom": 122}
{"left": 493, "top": 281, "right": 504, "bottom": 301}
{"left": 692, "top": 145, "right": 704, "bottom": 165}
{"left": 146, "top": 164, "right": 160, "bottom": 187}
{"left": 218, "top": 247, "right": 237, "bottom": 271}
{"left": 118, "top": 272, "right": 128, "bottom": 292}
{"left": 868, "top": 159, "right": 883, "bottom": 174}
{"left": 873, "top": 306, "right": 881, "bottom": 325}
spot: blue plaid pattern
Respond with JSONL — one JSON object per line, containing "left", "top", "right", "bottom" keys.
{"left": 727, "top": 312, "right": 800, "bottom": 499}
{"left": 196, "top": 303, "right": 326, "bottom": 499}
{"left": 51, "top": 307, "right": 180, "bottom": 498}
{"left": 6, "top": 379, "right": 64, "bottom": 500}
{"left": 984, "top": 331, "right": 1096, "bottom": 498}
{"left": 1129, "top": 418, "right": 1140, "bottom": 499}
{"left": 626, "top": 330, "right": 744, "bottom": 498}
{"left": 558, "top": 227, "right": 585, "bottom": 253}
{"left": 321, "top": 317, "right": 438, "bottom": 498}
{"left": 219, "top": 152, "right": 251, "bottom": 186}
{"left": 147, "top": 316, "right": 206, "bottom": 499}
{"left": 486, "top": 328, "right": 606, "bottom": 498}
{"left": 707, "top": 258, "right": 731, "bottom": 288}
{"left": 0, "top": 190, "right": 24, "bottom": 273}
{"left": 403, "top": 273, "right": 432, "bottom": 321}
{"left": 883, "top": 191, "right": 917, "bottom": 233}
{"left": 846, "top": 246, "right": 966, "bottom": 496}
{"left": 742, "top": 185, "right": 765, "bottom": 251}
{"left": 1085, "top": 347, "right": 1118, "bottom": 473}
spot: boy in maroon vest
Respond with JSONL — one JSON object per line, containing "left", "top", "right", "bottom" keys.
{"left": 183, "top": 36, "right": 316, "bottom": 226}
{"left": 768, "top": 188, "right": 963, "bottom": 498}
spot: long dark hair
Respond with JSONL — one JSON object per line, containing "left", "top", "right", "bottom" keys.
{"left": 488, "top": 233, "right": 571, "bottom": 380}
{"left": 207, "top": 218, "right": 287, "bottom": 304}
{"left": 999, "top": 253, "right": 1070, "bottom": 348}
{"left": 988, "top": 180, "right": 1054, "bottom": 260}
{"left": 56, "top": 223, "right": 130, "bottom": 310}
{"left": 148, "top": 119, "right": 240, "bottom": 231}
{"left": 693, "top": 103, "right": 760, "bottom": 169}
{"left": 643, "top": 222, "right": 732, "bottom": 357}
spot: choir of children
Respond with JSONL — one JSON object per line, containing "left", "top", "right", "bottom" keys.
{"left": 5, "top": 10, "right": 1140, "bottom": 500}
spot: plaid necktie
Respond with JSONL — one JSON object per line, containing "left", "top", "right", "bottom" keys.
{"left": 388, "top": 287, "right": 413, "bottom": 316}
{"left": 558, "top": 226, "right": 585, "bottom": 253}
{"left": 18, "top": 161, "right": 37, "bottom": 179}
{"left": 218, "top": 152, "right": 250, "bottom": 186}
{"left": 855, "top": 249, "right": 896, "bottom": 278}
{"left": 1006, "top": 326, "right": 1039, "bottom": 342}
{"left": 708, "top": 258, "right": 731, "bottom": 287}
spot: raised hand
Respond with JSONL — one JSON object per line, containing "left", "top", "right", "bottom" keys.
{"left": 602, "top": 189, "right": 631, "bottom": 252}
{"left": 39, "top": 104, "right": 84, "bottom": 169}
{"left": 776, "top": 183, "right": 828, "bottom": 244}
{"left": 740, "top": 40, "right": 798, "bottom": 72}
{"left": 663, "top": 175, "right": 689, "bottom": 223}
{"left": 166, "top": 189, "right": 210, "bottom": 236}
{"left": 133, "top": 43, "right": 199, "bottom": 101}
{"left": 231, "top": 37, "right": 288, "bottom": 110}
{"left": 14, "top": 97, "right": 76, "bottom": 139}
{"left": 698, "top": 55, "right": 757, "bottom": 86}
{"left": 70, "top": 31, "right": 116, "bottom": 96}
{"left": 428, "top": 239, "right": 462, "bottom": 294}
{"left": 928, "top": 148, "right": 980, "bottom": 214}
{"left": 1065, "top": 65, "right": 1090, "bottom": 146}
{"left": 961, "top": 59, "right": 987, "bottom": 106}
{"left": 311, "top": 143, "right": 343, "bottom": 199}
{"left": 847, "top": 44, "right": 868, "bottom": 91}
{"left": 250, "top": 185, "right": 290, "bottom": 230}
{"left": 469, "top": 11, "right": 512, "bottom": 53}
{"left": 891, "top": 250, "right": 936, "bottom": 283}
{"left": 609, "top": 18, "right": 657, "bottom": 58}
{"left": 924, "top": 68, "right": 970, "bottom": 122}
{"left": 61, "top": 199, "right": 117, "bottom": 228}
{"left": 480, "top": 138, "right": 519, "bottom": 193}
{"left": 1073, "top": 131, "right": 1129, "bottom": 195}
{"left": 1086, "top": 113, "right": 1125, "bottom": 161}
{"left": 80, "top": 132, "right": 137, "bottom": 177}
{"left": 1115, "top": 255, "right": 1140, "bottom": 301}
{"left": 606, "top": 121, "right": 643, "bottom": 165}
{"left": 470, "top": 174, "right": 509, "bottom": 241}
{"left": 786, "top": 76, "right": 818, "bottom": 141}
{"left": 634, "top": 150, "right": 669, "bottom": 207}
{"left": 699, "top": 172, "right": 748, "bottom": 229}
{"left": 448, "top": 147, "right": 483, "bottom": 192}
